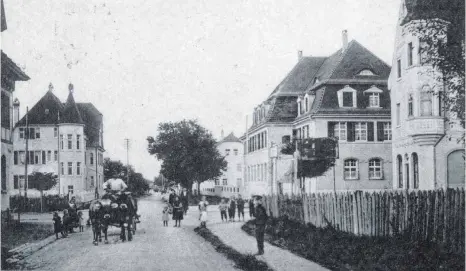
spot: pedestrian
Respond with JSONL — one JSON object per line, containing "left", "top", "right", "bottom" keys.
{"left": 180, "top": 188, "right": 189, "bottom": 215}
{"left": 249, "top": 197, "right": 255, "bottom": 219}
{"left": 228, "top": 196, "right": 236, "bottom": 222}
{"left": 78, "top": 211, "right": 85, "bottom": 232}
{"left": 52, "top": 212, "right": 66, "bottom": 239}
{"left": 236, "top": 194, "right": 245, "bottom": 221}
{"left": 218, "top": 198, "right": 228, "bottom": 222}
{"left": 198, "top": 196, "right": 209, "bottom": 228}
{"left": 168, "top": 189, "right": 176, "bottom": 206}
{"left": 254, "top": 196, "right": 268, "bottom": 255}
{"left": 162, "top": 203, "right": 170, "bottom": 227}
{"left": 63, "top": 209, "right": 71, "bottom": 234}
{"left": 172, "top": 196, "right": 183, "bottom": 227}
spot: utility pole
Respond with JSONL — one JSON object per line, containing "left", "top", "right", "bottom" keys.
{"left": 125, "top": 138, "right": 130, "bottom": 187}
{"left": 24, "top": 107, "right": 29, "bottom": 199}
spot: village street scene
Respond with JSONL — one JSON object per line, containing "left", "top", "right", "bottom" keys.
{"left": 1, "top": 0, "right": 464, "bottom": 270}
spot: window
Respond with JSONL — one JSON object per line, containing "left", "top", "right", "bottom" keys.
{"left": 14, "top": 151, "right": 18, "bottom": 165}
{"left": 305, "top": 97, "right": 309, "bottom": 112}
{"left": 90, "top": 153, "right": 94, "bottom": 165}
{"left": 234, "top": 149, "right": 238, "bottom": 156}
{"left": 13, "top": 175, "right": 19, "bottom": 189}
{"left": 397, "top": 59, "right": 401, "bottom": 78}
{"left": 90, "top": 176, "right": 95, "bottom": 187}
{"left": 222, "top": 179, "right": 227, "bottom": 186}
{"left": 343, "top": 92, "right": 353, "bottom": 107}
{"left": 19, "top": 128, "right": 24, "bottom": 139}
{"left": 407, "top": 42, "right": 414, "bottom": 66}
{"left": 420, "top": 90, "right": 432, "bottom": 116}
{"left": 19, "top": 176, "right": 25, "bottom": 189}
{"left": 383, "top": 123, "right": 392, "bottom": 141}
{"left": 61, "top": 162, "right": 64, "bottom": 175}
{"left": 237, "top": 164, "right": 242, "bottom": 172}
{"left": 60, "top": 134, "right": 64, "bottom": 150}
{"left": 355, "top": 123, "right": 367, "bottom": 141}
{"left": 68, "top": 162, "right": 73, "bottom": 175}
{"left": 397, "top": 155, "right": 403, "bottom": 188}
{"left": 35, "top": 128, "right": 40, "bottom": 139}
{"left": 412, "top": 153, "right": 419, "bottom": 189}
{"left": 54, "top": 127, "right": 58, "bottom": 138}
{"left": 408, "top": 95, "right": 413, "bottom": 116}
{"left": 225, "top": 149, "right": 230, "bottom": 156}
{"left": 334, "top": 122, "right": 347, "bottom": 141}
{"left": 76, "top": 162, "right": 81, "bottom": 175}
{"left": 215, "top": 180, "right": 219, "bottom": 185}
{"left": 47, "top": 150, "right": 51, "bottom": 162}
{"left": 68, "top": 185, "right": 74, "bottom": 195}
{"left": 344, "top": 159, "right": 358, "bottom": 180}
{"left": 1, "top": 156, "right": 5, "bottom": 191}
{"left": 67, "top": 134, "right": 72, "bottom": 150}
{"left": 369, "top": 159, "right": 383, "bottom": 179}
{"left": 396, "top": 103, "right": 400, "bottom": 126}
{"left": 42, "top": 151, "right": 46, "bottom": 164}
{"left": 369, "top": 93, "right": 380, "bottom": 107}
{"left": 76, "top": 135, "right": 80, "bottom": 150}
{"left": 358, "top": 69, "right": 376, "bottom": 76}
{"left": 299, "top": 100, "right": 304, "bottom": 115}
{"left": 34, "top": 151, "right": 41, "bottom": 164}
{"left": 19, "top": 151, "right": 25, "bottom": 165}
{"left": 54, "top": 151, "right": 58, "bottom": 161}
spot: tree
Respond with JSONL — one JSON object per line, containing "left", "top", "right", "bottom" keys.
{"left": 28, "top": 172, "right": 57, "bottom": 212}
{"left": 147, "top": 119, "right": 227, "bottom": 194}
{"left": 103, "top": 158, "right": 129, "bottom": 180}
{"left": 103, "top": 158, "right": 150, "bottom": 196}
{"left": 405, "top": 0, "right": 465, "bottom": 136}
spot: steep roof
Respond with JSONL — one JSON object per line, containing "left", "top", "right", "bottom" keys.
{"left": 16, "top": 91, "right": 63, "bottom": 126}
{"left": 220, "top": 132, "right": 241, "bottom": 143}
{"left": 1, "top": 51, "right": 30, "bottom": 82}
{"left": 1, "top": 0, "right": 6, "bottom": 32}
{"left": 77, "top": 103, "right": 103, "bottom": 148}
{"left": 267, "top": 96, "right": 299, "bottom": 123}
{"left": 60, "top": 91, "right": 84, "bottom": 124}
{"left": 402, "top": 0, "right": 463, "bottom": 25}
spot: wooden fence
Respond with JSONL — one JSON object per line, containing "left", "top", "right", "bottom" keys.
{"left": 263, "top": 188, "right": 465, "bottom": 250}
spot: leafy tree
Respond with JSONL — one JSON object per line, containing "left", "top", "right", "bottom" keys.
{"left": 103, "top": 158, "right": 150, "bottom": 196}
{"left": 147, "top": 119, "right": 227, "bottom": 194}
{"left": 404, "top": 0, "right": 465, "bottom": 136}
{"left": 28, "top": 172, "right": 57, "bottom": 212}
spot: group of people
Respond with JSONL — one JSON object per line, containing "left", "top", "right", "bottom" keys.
{"left": 218, "top": 195, "right": 247, "bottom": 222}
{"left": 52, "top": 207, "right": 86, "bottom": 240}
{"left": 163, "top": 188, "right": 189, "bottom": 227}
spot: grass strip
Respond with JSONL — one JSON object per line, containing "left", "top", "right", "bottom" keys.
{"left": 194, "top": 226, "right": 273, "bottom": 271}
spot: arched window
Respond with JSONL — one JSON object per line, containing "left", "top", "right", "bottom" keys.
{"left": 344, "top": 159, "right": 358, "bottom": 180}
{"left": 412, "top": 153, "right": 419, "bottom": 189}
{"left": 1, "top": 155, "right": 6, "bottom": 191}
{"left": 368, "top": 158, "right": 383, "bottom": 179}
{"left": 357, "top": 69, "right": 376, "bottom": 76}
{"left": 420, "top": 86, "right": 433, "bottom": 116}
{"left": 397, "top": 155, "right": 403, "bottom": 188}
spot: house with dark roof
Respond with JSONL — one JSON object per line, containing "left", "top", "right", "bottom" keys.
{"left": 10, "top": 84, "right": 105, "bottom": 201}
{"left": 241, "top": 31, "right": 393, "bottom": 196}
{"left": 200, "top": 131, "right": 243, "bottom": 197}
{"left": 1, "top": 0, "right": 30, "bottom": 210}
{"left": 388, "top": 0, "right": 464, "bottom": 190}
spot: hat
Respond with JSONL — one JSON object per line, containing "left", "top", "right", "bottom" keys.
{"left": 253, "top": 195, "right": 263, "bottom": 200}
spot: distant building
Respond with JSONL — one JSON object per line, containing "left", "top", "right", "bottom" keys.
{"left": 388, "top": 0, "right": 464, "bottom": 190}
{"left": 241, "top": 31, "right": 393, "bottom": 196}
{"left": 11, "top": 84, "right": 104, "bottom": 201}
{"left": 1, "top": 0, "right": 30, "bottom": 210}
{"left": 201, "top": 131, "right": 243, "bottom": 197}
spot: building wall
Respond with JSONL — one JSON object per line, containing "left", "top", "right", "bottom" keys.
{"left": 1, "top": 87, "right": 13, "bottom": 210}
{"left": 217, "top": 141, "right": 243, "bottom": 187}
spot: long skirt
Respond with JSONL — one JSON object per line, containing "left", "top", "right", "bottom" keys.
{"left": 173, "top": 209, "right": 184, "bottom": 220}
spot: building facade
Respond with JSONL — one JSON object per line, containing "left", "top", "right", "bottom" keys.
{"left": 201, "top": 132, "right": 243, "bottom": 198}
{"left": 1, "top": 0, "right": 30, "bottom": 210}
{"left": 242, "top": 32, "right": 393, "bottom": 196}
{"left": 10, "top": 84, "right": 104, "bottom": 201}
{"left": 388, "top": 0, "right": 465, "bottom": 190}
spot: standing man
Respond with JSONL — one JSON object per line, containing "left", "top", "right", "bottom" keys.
{"left": 254, "top": 195, "right": 268, "bottom": 255}
{"left": 180, "top": 187, "right": 189, "bottom": 215}
{"left": 168, "top": 189, "right": 176, "bottom": 206}
{"left": 249, "top": 197, "right": 255, "bottom": 219}
{"left": 236, "top": 194, "right": 245, "bottom": 221}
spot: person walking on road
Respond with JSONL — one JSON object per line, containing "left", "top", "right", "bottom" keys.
{"left": 219, "top": 198, "right": 228, "bottom": 222}
{"left": 236, "top": 194, "right": 245, "bottom": 221}
{"left": 249, "top": 197, "right": 255, "bottom": 219}
{"left": 53, "top": 212, "right": 67, "bottom": 239}
{"left": 228, "top": 196, "right": 236, "bottom": 222}
{"left": 78, "top": 211, "right": 85, "bottom": 232}
{"left": 172, "top": 196, "right": 183, "bottom": 227}
{"left": 254, "top": 195, "right": 268, "bottom": 255}
{"left": 162, "top": 203, "right": 170, "bottom": 227}
{"left": 168, "top": 189, "right": 176, "bottom": 206}
{"left": 180, "top": 188, "right": 189, "bottom": 215}
{"left": 198, "top": 196, "right": 209, "bottom": 228}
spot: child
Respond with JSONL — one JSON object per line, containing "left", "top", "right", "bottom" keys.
{"left": 62, "top": 209, "right": 71, "bottom": 234}
{"left": 228, "top": 196, "right": 236, "bottom": 222}
{"left": 219, "top": 199, "right": 228, "bottom": 222}
{"left": 53, "top": 212, "right": 66, "bottom": 239}
{"left": 78, "top": 211, "right": 85, "bottom": 232}
{"left": 198, "top": 196, "right": 209, "bottom": 228}
{"left": 172, "top": 196, "right": 183, "bottom": 227}
{"left": 162, "top": 204, "right": 170, "bottom": 226}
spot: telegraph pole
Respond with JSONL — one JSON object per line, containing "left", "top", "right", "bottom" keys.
{"left": 125, "top": 138, "right": 130, "bottom": 186}
{"left": 24, "top": 107, "right": 29, "bottom": 198}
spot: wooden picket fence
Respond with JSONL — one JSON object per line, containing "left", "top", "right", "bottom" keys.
{"left": 263, "top": 188, "right": 465, "bottom": 250}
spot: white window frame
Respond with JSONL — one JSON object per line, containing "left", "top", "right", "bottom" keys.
{"left": 337, "top": 85, "right": 357, "bottom": 108}
{"left": 369, "top": 158, "right": 383, "bottom": 179}
{"left": 68, "top": 162, "right": 73, "bottom": 175}
{"left": 334, "top": 122, "right": 347, "bottom": 141}
{"left": 67, "top": 134, "right": 73, "bottom": 150}
{"left": 76, "top": 135, "right": 80, "bottom": 150}
{"left": 68, "top": 185, "right": 74, "bottom": 195}
{"left": 344, "top": 159, "right": 359, "bottom": 180}
{"left": 76, "top": 162, "right": 81, "bottom": 175}
{"left": 54, "top": 127, "right": 58, "bottom": 138}
{"left": 355, "top": 122, "right": 367, "bottom": 141}
{"left": 383, "top": 123, "right": 392, "bottom": 141}
{"left": 19, "top": 128, "right": 24, "bottom": 139}
{"left": 369, "top": 93, "right": 380, "bottom": 107}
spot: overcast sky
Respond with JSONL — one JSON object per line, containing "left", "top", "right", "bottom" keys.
{"left": 2, "top": 0, "right": 400, "bottom": 180}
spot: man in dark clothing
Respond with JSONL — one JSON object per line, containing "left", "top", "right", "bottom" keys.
{"left": 249, "top": 198, "right": 255, "bottom": 219}
{"left": 180, "top": 188, "right": 189, "bottom": 215}
{"left": 168, "top": 189, "right": 176, "bottom": 206}
{"left": 254, "top": 195, "right": 268, "bottom": 255}
{"left": 236, "top": 194, "right": 245, "bottom": 221}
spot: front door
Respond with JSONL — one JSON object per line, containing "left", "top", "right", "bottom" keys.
{"left": 447, "top": 150, "right": 465, "bottom": 188}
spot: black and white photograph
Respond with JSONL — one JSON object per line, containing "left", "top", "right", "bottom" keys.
{"left": 0, "top": 0, "right": 464, "bottom": 270}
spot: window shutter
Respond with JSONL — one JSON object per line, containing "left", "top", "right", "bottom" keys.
{"left": 377, "top": 122, "right": 384, "bottom": 142}
{"left": 367, "top": 122, "right": 374, "bottom": 142}
{"left": 347, "top": 122, "right": 355, "bottom": 142}
{"left": 327, "top": 122, "right": 335, "bottom": 138}
{"left": 361, "top": 92, "right": 369, "bottom": 108}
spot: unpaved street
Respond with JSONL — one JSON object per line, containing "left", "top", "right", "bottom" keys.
{"left": 14, "top": 194, "right": 238, "bottom": 271}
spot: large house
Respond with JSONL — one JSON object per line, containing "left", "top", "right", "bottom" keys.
{"left": 1, "top": 0, "right": 30, "bottom": 210}
{"left": 201, "top": 131, "right": 243, "bottom": 197}
{"left": 241, "top": 31, "right": 393, "bottom": 196}
{"left": 10, "top": 84, "right": 104, "bottom": 201}
{"left": 388, "top": 0, "right": 465, "bottom": 190}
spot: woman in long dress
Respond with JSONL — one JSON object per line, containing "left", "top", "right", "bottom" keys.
{"left": 172, "top": 196, "right": 183, "bottom": 227}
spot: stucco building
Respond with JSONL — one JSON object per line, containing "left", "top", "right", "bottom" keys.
{"left": 388, "top": 0, "right": 464, "bottom": 190}
{"left": 1, "top": 0, "right": 30, "bottom": 210}
{"left": 10, "top": 84, "right": 104, "bottom": 201}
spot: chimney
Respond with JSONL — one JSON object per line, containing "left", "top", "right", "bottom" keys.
{"left": 298, "top": 50, "right": 303, "bottom": 61}
{"left": 342, "top": 30, "right": 348, "bottom": 51}
{"left": 13, "top": 98, "right": 20, "bottom": 127}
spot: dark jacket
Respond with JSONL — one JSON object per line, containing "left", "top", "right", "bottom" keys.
{"left": 236, "top": 198, "right": 245, "bottom": 210}
{"left": 254, "top": 205, "right": 268, "bottom": 225}
{"left": 180, "top": 192, "right": 189, "bottom": 206}
{"left": 229, "top": 200, "right": 236, "bottom": 210}
{"left": 168, "top": 193, "right": 176, "bottom": 206}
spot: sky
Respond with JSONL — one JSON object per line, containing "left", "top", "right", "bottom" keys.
{"left": 2, "top": 0, "right": 400, "bottom": 180}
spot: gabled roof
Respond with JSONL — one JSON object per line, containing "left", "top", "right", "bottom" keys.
{"left": 1, "top": 51, "right": 30, "bottom": 82}
{"left": 60, "top": 91, "right": 84, "bottom": 124}
{"left": 220, "top": 132, "right": 241, "bottom": 143}
{"left": 16, "top": 91, "right": 63, "bottom": 126}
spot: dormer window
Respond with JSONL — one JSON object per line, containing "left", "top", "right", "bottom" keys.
{"left": 297, "top": 97, "right": 302, "bottom": 116}
{"left": 343, "top": 93, "right": 353, "bottom": 107}
{"left": 338, "top": 86, "right": 357, "bottom": 108}
{"left": 364, "top": 86, "right": 383, "bottom": 108}
{"left": 357, "top": 69, "right": 376, "bottom": 76}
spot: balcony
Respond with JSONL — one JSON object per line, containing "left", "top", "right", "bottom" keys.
{"left": 406, "top": 117, "right": 445, "bottom": 145}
